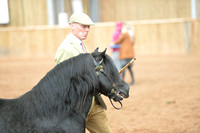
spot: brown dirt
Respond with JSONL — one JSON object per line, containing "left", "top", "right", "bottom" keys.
{"left": 0, "top": 54, "right": 200, "bottom": 133}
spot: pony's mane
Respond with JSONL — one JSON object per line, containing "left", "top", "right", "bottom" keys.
{"left": 14, "top": 53, "right": 98, "bottom": 119}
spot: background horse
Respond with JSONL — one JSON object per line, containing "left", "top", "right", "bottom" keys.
{"left": 0, "top": 48, "right": 129, "bottom": 133}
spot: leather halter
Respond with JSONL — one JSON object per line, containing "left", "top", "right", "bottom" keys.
{"left": 92, "top": 56, "right": 123, "bottom": 110}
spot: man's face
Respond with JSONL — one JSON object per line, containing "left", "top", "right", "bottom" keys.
{"left": 70, "top": 23, "right": 91, "bottom": 40}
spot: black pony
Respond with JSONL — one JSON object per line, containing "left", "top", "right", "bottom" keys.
{"left": 0, "top": 48, "right": 129, "bottom": 133}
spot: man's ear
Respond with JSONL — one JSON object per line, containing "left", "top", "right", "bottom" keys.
{"left": 70, "top": 23, "right": 74, "bottom": 30}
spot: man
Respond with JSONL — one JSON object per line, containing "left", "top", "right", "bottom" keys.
{"left": 55, "top": 12, "right": 112, "bottom": 133}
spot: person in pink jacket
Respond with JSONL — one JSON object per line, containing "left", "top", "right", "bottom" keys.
{"left": 114, "top": 24, "right": 135, "bottom": 85}
{"left": 110, "top": 22, "right": 123, "bottom": 71}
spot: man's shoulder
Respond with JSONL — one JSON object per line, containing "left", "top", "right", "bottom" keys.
{"left": 59, "top": 40, "right": 73, "bottom": 50}
{"left": 57, "top": 35, "right": 74, "bottom": 50}
{"left": 55, "top": 44, "right": 78, "bottom": 65}
{"left": 59, "top": 34, "right": 81, "bottom": 50}
{"left": 55, "top": 33, "right": 83, "bottom": 64}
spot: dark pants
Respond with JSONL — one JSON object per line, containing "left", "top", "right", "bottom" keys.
{"left": 120, "top": 58, "right": 135, "bottom": 85}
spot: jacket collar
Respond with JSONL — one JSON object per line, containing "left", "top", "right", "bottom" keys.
{"left": 66, "top": 33, "right": 86, "bottom": 53}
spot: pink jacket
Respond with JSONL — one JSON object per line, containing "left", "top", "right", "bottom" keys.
{"left": 112, "top": 22, "right": 123, "bottom": 42}
{"left": 110, "top": 22, "right": 123, "bottom": 52}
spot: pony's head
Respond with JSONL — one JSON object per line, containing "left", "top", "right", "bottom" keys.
{"left": 91, "top": 48, "right": 129, "bottom": 102}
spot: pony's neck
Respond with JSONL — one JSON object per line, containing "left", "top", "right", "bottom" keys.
{"left": 17, "top": 54, "right": 98, "bottom": 118}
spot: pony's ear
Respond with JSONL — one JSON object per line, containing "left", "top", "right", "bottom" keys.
{"left": 94, "top": 47, "right": 99, "bottom": 53}
{"left": 99, "top": 48, "right": 107, "bottom": 57}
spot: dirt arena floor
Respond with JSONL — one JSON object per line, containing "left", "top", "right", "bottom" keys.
{"left": 0, "top": 54, "right": 200, "bottom": 133}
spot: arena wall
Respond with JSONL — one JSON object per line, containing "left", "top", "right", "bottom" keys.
{"left": 0, "top": 0, "right": 198, "bottom": 27}
{"left": 0, "top": 19, "right": 199, "bottom": 56}
{"left": 99, "top": 0, "right": 193, "bottom": 21}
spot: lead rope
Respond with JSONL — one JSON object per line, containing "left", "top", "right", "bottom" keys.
{"left": 109, "top": 98, "right": 123, "bottom": 110}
